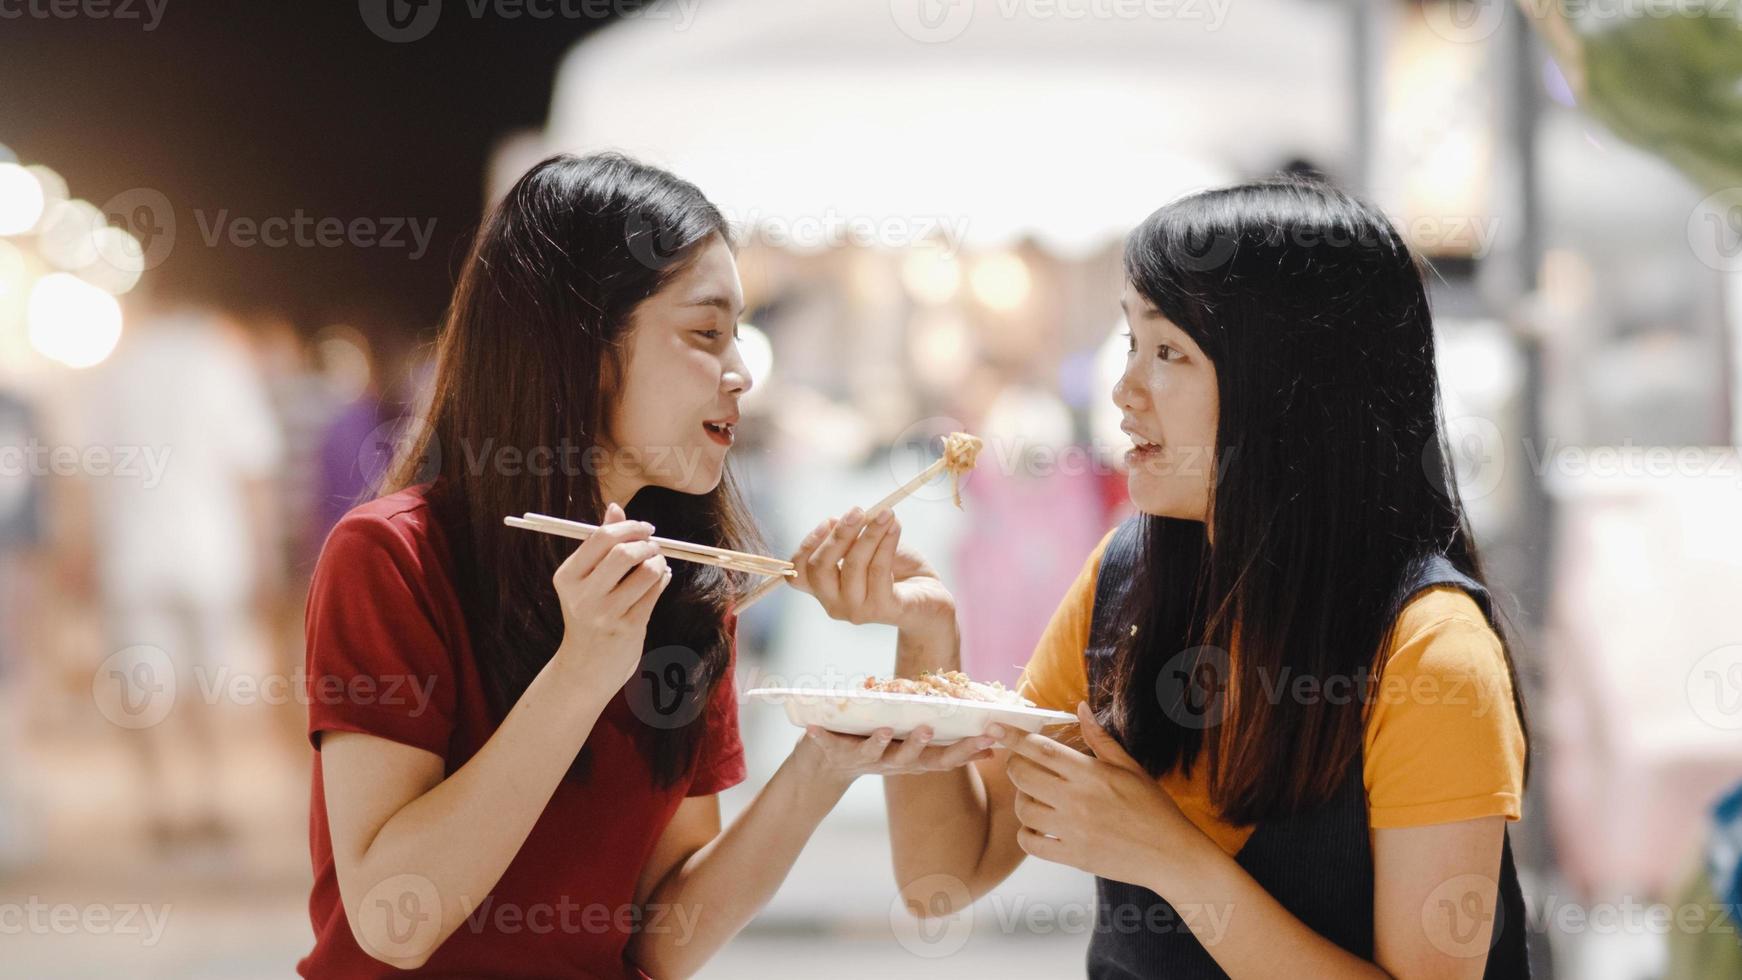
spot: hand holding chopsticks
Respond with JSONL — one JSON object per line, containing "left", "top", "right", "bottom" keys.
{"left": 506, "top": 513, "right": 795, "bottom": 578}
{"left": 736, "top": 431, "right": 983, "bottom": 612}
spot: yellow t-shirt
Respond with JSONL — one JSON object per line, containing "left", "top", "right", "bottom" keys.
{"left": 1016, "top": 530, "right": 1526, "bottom": 857}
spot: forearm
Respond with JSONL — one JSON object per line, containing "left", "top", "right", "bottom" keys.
{"left": 1158, "top": 847, "right": 1392, "bottom": 980}
{"left": 630, "top": 739, "right": 853, "bottom": 977}
{"left": 348, "top": 652, "right": 616, "bottom": 960}
{"left": 882, "top": 615, "right": 994, "bottom": 902}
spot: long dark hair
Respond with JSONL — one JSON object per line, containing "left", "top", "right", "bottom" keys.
{"left": 388, "top": 153, "right": 761, "bottom": 787}
{"left": 1095, "top": 177, "right": 1530, "bottom": 824}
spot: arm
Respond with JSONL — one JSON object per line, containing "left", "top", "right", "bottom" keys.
{"left": 323, "top": 503, "right": 671, "bottom": 969}
{"left": 787, "top": 507, "right": 1029, "bottom": 915}
{"left": 624, "top": 740, "right": 848, "bottom": 977}
{"left": 881, "top": 615, "right": 1031, "bottom": 913}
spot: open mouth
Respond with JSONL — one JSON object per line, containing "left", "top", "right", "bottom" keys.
{"left": 703, "top": 420, "right": 736, "bottom": 447}
{"left": 1121, "top": 424, "right": 1162, "bottom": 459}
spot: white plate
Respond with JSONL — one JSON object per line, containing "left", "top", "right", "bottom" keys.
{"left": 745, "top": 687, "right": 1077, "bottom": 745}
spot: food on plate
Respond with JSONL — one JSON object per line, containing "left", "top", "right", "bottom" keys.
{"left": 861, "top": 670, "right": 1031, "bottom": 707}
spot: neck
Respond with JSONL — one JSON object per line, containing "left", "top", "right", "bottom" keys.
{"left": 598, "top": 471, "right": 643, "bottom": 513}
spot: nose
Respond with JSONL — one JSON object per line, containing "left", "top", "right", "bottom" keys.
{"left": 723, "top": 344, "right": 753, "bottom": 397}
{"left": 1112, "top": 356, "right": 1144, "bottom": 415}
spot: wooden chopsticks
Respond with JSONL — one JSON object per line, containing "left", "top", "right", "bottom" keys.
{"left": 504, "top": 513, "right": 795, "bottom": 578}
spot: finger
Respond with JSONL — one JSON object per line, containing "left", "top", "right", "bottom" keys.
{"left": 556, "top": 512, "right": 655, "bottom": 582}
{"left": 1016, "top": 826, "right": 1066, "bottom": 863}
{"left": 800, "top": 518, "right": 844, "bottom": 605}
{"left": 1076, "top": 702, "right": 1144, "bottom": 772}
{"left": 838, "top": 510, "right": 894, "bottom": 611}
{"left": 620, "top": 565, "right": 672, "bottom": 623}
{"left": 864, "top": 515, "right": 901, "bottom": 605}
{"left": 920, "top": 735, "right": 998, "bottom": 771}
{"left": 881, "top": 725, "right": 932, "bottom": 768}
{"left": 1005, "top": 753, "right": 1069, "bottom": 805}
{"left": 987, "top": 724, "right": 1088, "bottom": 776}
{"left": 600, "top": 555, "right": 669, "bottom": 618}
{"left": 856, "top": 727, "right": 895, "bottom": 765}
{"left": 787, "top": 520, "right": 835, "bottom": 597}
{"left": 590, "top": 540, "right": 663, "bottom": 592}
{"left": 806, "top": 509, "right": 864, "bottom": 606}
{"left": 1012, "top": 790, "right": 1065, "bottom": 837}
{"left": 805, "top": 726, "right": 870, "bottom": 759}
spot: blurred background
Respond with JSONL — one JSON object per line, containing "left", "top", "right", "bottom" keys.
{"left": 2, "top": 0, "right": 1741, "bottom": 976}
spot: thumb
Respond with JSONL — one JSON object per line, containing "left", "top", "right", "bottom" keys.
{"left": 605, "top": 502, "right": 625, "bottom": 523}
{"left": 1077, "top": 702, "right": 1142, "bottom": 772}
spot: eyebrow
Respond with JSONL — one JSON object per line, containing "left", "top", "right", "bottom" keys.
{"left": 683, "top": 294, "right": 744, "bottom": 319}
{"left": 1119, "top": 296, "right": 1161, "bottom": 320}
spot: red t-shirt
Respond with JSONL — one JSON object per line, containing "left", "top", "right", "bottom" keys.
{"left": 297, "top": 486, "right": 747, "bottom": 979}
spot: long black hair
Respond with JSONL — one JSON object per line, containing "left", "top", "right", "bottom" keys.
{"left": 389, "top": 153, "right": 761, "bottom": 787}
{"left": 1094, "top": 177, "right": 1530, "bottom": 823}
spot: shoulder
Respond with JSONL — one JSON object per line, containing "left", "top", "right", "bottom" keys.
{"left": 320, "top": 486, "right": 441, "bottom": 559}
{"left": 1381, "top": 585, "right": 1508, "bottom": 682}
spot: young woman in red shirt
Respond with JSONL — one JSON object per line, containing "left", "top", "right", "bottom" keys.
{"left": 297, "top": 153, "right": 988, "bottom": 978}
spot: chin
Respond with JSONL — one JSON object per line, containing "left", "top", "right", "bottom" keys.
{"left": 1127, "top": 478, "right": 1204, "bottom": 522}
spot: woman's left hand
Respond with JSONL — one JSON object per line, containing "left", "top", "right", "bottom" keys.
{"left": 992, "top": 702, "right": 1215, "bottom": 892}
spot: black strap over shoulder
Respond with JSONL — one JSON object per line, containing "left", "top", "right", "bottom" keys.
{"left": 1085, "top": 516, "right": 1145, "bottom": 688}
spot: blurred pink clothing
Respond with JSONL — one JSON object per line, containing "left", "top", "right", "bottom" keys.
{"left": 952, "top": 460, "right": 1113, "bottom": 688}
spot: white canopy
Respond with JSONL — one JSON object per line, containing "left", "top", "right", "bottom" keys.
{"left": 513, "top": 0, "right": 1353, "bottom": 256}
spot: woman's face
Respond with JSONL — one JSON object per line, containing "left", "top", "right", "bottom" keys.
{"left": 603, "top": 234, "right": 752, "bottom": 503}
{"left": 1114, "top": 281, "right": 1220, "bottom": 523}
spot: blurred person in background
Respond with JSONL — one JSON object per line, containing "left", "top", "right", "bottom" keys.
{"left": 796, "top": 179, "right": 1535, "bottom": 979}
{"left": 0, "top": 381, "right": 43, "bottom": 870}
{"left": 310, "top": 322, "right": 388, "bottom": 550}
{"left": 72, "top": 303, "right": 285, "bottom": 852}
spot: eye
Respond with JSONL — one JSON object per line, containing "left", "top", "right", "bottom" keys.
{"left": 695, "top": 328, "right": 725, "bottom": 342}
{"left": 1122, "top": 330, "right": 1135, "bottom": 355}
{"left": 1157, "top": 344, "right": 1180, "bottom": 362}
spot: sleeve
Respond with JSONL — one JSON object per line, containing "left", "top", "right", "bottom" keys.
{"left": 1015, "top": 529, "right": 1117, "bottom": 712}
{"left": 1363, "top": 615, "right": 1526, "bottom": 829}
{"left": 304, "top": 512, "right": 458, "bottom": 756}
{"left": 685, "top": 618, "right": 747, "bottom": 797}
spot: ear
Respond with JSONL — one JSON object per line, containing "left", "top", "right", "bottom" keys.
{"left": 1076, "top": 702, "right": 1143, "bottom": 773}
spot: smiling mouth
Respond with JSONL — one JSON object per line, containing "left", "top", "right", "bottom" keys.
{"left": 1121, "top": 425, "right": 1163, "bottom": 454}
{"left": 703, "top": 420, "right": 736, "bottom": 446}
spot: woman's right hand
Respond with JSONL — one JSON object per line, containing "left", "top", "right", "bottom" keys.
{"left": 551, "top": 501, "right": 672, "bottom": 687}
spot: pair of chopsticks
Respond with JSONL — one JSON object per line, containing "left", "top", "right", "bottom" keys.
{"left": 734, "top": 431, "right": 984, "bottom": 612}
{"left": 504, "top": 513, "right": 795, "bottom": 578}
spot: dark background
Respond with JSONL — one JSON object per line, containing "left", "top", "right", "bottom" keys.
{"left": 0, "top": 0, "right": 619, "bottom": 333}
